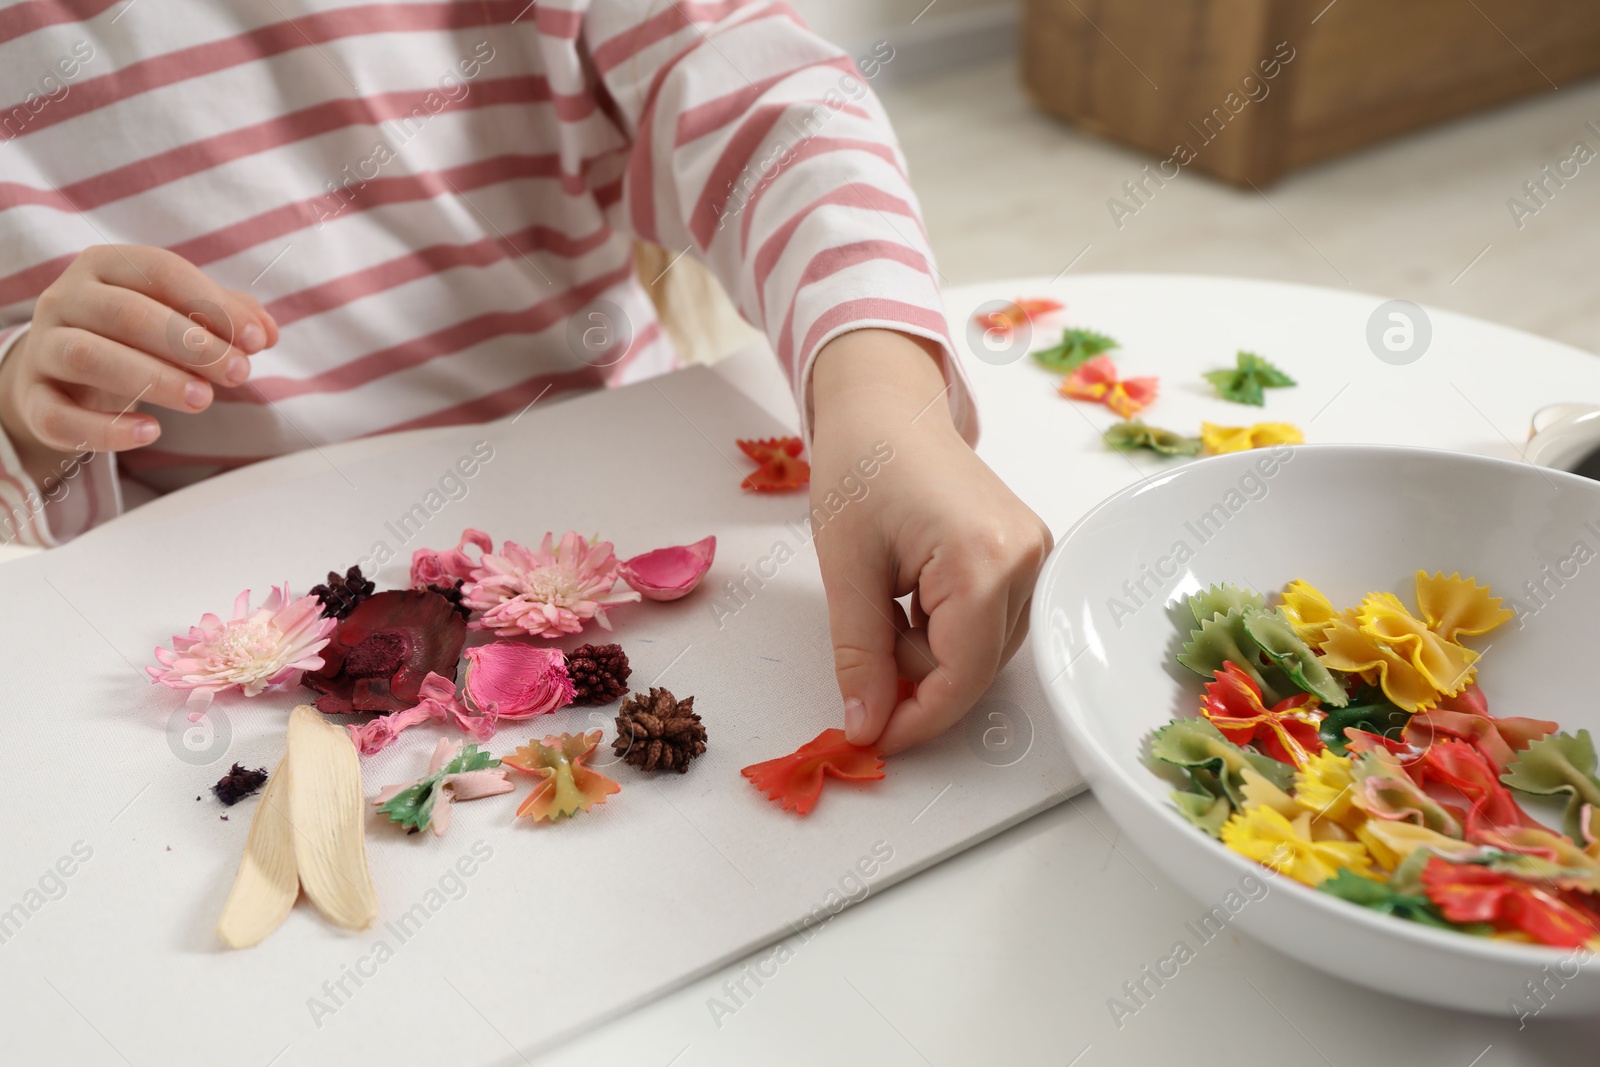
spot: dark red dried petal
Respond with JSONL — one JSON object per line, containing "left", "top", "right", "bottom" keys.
{"left": 304, "top": 589, "right": 466, "bottom": 714}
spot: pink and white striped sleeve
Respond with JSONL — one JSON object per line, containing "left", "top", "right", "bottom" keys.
{"left": 0, "top": 326, "right": 123, "bottom": 549}
{"left": 582, "top": 0, "right": 978, "bottom": 444}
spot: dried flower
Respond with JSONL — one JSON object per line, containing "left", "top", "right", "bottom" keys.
{"left": 461, "top": 530, "right": 640, "bottom": 638}
{"left": 618, "top": 535, "right": 716, "bottom": 601}
{"left": 345, "top": 671, "right": 495, "bottom": 757}
{"left": 410, "top": 528, "right": 492, "bottom": 589}
{"left": 568, "top": 643, "right": 631, "bottom": 705}
{"left": 462, "top": 641, "right": 575, "bottom": 720}
{"left": 304, "top": 589, "right": 467, "bottom": 715}
{"left": 308, "top": 565, "right": 376, "bottom": 620}
{"left": 213, "top": 764, "right": 269, "bottom": 806}
{"left": 149, "top": 584, "right": 337, "bottom": 720}
{"left": 613, "top": 688, "right": 707, "bottom": 772}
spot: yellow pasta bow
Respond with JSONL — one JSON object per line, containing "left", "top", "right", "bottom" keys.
{"left": 1293, "top": 750, "right": 1363, "bottom": 832}
{"left": 1201, "top": 421, "right": 1305, "bottom": 454}
{"left": 1280, "top": 579, "right": 1339, "bottom": 649}
{"left": 1316, "top": 571, "right": 1510, "bottom": 713}
{"left": 1220, "top": 804, "right": 1374, "bottom": 886}
{"left": 1415, "top": 571, "right": 1514, "bottom": 642}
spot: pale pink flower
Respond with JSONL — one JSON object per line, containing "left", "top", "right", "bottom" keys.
{"left": 148, "top": 584, "right": 336, "bottom": 720}
{"left": 461, "top": 531, "right": 641, "bottom": 638}
{"left": 463, "top": 641, "right": 574, "bottom": 720}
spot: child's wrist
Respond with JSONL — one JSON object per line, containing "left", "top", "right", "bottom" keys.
{"left": 811, "top": 328, "right": 953, "bottom": 428}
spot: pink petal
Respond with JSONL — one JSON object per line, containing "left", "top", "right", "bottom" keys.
{"left": 619, "top": 535, "right": 716, "bottom": 601}
{"left": 445, "top": 769, "right": 514, "bottom": 801}
{"left": 374, "top": 784, "right": 410, "bottom": 805}
{"left": 463, "top": 642, "right": 574, "bottom": 718}
{"left": 430, "top": 793, "right": 453, "bottom": 837}
{"left": 427, "top": 737, "right": 459, "bottom": 775}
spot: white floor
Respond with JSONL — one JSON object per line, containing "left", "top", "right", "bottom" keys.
{"left": 880, "top": 58, "right": 1600, "bottom": 356}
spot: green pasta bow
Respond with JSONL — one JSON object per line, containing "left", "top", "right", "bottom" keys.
{"left": 1204, "top": 350, "right": 1296, "bottom": 406}
{"left": 1032, "top": 327, "right": 1118, "bottom": 372}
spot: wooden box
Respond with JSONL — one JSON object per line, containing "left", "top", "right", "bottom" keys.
{"left": 1021, "top": 0, "right": 1600, "bottom": 187}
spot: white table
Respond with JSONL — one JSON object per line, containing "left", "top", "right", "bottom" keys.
{"left": 13, "top": 275, "right": 1600, "bottom": 1065}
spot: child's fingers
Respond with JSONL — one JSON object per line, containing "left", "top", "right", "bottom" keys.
{"left": 894, "top": 626, "right": 934, "bottom": 683}
{"left": 68, "top": 283, "right": 249, "bottom": 384}
{"left": 818, "top": 542, "right": 901, "bottom": 747}
{"left": 226, "top": 289, "right": 279, "bottom": 347}
{"left": 876, "top": 576, "right": 1011, "bottom": 755}
{"left": 21, "top": 380, "right": 159, "bottom": 453}
{"left": 79, "top": 245, "right": 270, "bottom": 358}
{"left": 44, "top": 327, "right": 213, "bottom": 413}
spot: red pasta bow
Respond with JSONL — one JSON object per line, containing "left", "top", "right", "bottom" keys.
{"left": 1200, "top": 661, "right": 1325, "bottom": 768}
{"left": 736, "top": 436, "right": 810, "bottom": 492}
{"left": 1421, "top": 858, "right": 1600, "bottom": 948}
{"left": 1059, "top": 354, "right": 1158, "bottom": 418}
{"left": 741, "top": 728, "right": 885, "bottom": 815}
{"left": 972, "top": 297, "right": 1064, "bottom": 337}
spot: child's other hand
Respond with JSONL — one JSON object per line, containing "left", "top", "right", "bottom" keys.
{"left": 810, "top": 329, "right": 1052, "bottom": 754}
{"left": 0, "top": 244, "right": 277, "bottom": 479}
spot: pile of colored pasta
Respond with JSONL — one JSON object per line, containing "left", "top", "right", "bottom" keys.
{"left": 1147, "top": 572, "right": 1600, "bottom": 948}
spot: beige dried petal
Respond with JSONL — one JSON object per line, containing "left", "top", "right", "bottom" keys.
{"left": 287, "top": 705, "right": 377, "bottom": 931}
{"left": 215, "top": 756, "right": 297, "bottom": 949}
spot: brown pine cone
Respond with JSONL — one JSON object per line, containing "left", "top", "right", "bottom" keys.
{"left": 569, "top": 643, "right": 630, "bottom": 705}
{"left": 309, "top": 565, "right": 376, "bottom": 620}
{"left": 613, "top": 687, "right": 706, "bottom": 773}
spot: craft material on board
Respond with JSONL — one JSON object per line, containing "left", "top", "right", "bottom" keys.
{"left": 148, "top": 584, "right": 336, "bottom": 719}
{"left": 459, "top": 530, "right": 641, "bottom": 638}
{"left": 462, "top": 641, "right": 575, "bottom": 720}
{"left": 213, "top": 764, "right": 269, "bottom": 806}
{"left": 742, "top": 728, "right": 886, "bottom": 816}
{"left": 305, "top": 588, "right": 467, "bottom": 715}
{"left": 504, "top": 730, "right": 622, "bottom": 821}
{"left": 736, "top": 437, "right": 810, "bottom": 491}
{"left": 612, "top": 688, "right": 707, "bottom": 773}
{"left": 619, "top": 535, "right": 717, "bottom": 601}
{"left": 568, "top": 643, "right": 632, "bottom": 705}
{"left": 216, "top": 706, "right": 378, "bottom": 947}
{"left": 374, "top": 739, "right": 513, "bottom": 837}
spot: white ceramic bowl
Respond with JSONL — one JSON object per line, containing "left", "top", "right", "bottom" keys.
{"left": 1032, "top": 444, "right": 1600, "bottom": 1016}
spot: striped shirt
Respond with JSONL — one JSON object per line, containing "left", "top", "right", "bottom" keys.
{"left": 0, "top": 0, "right": 972, "bottom": 548}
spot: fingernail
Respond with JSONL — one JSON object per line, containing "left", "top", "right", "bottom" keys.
{"left": 843, "top": 697, "right": 867, "bottom": 740}
{"left": 184, "top": 380, "right": 211, "bottom": 409}
{"left": 225, "top": 355, "right": 250, "bottom": 385}
{"left": 239, "top": 323, "right": 265, "bottom": 353}
{"left": 134, "top": 420, "right": 159, "bottom": 444}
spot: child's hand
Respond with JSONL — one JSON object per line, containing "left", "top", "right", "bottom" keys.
{"left": 0, "top": 244, "right": 276, "bottom": 483}
{"left": 810, "top": 329, "right": 1052, "bottom": 754}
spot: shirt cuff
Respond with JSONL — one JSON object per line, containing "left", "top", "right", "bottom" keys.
{"left": 796, "top": 311, "right": 981, "bottom": 449}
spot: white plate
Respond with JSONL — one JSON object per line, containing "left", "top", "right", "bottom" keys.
{"left": 1032, "top": 442, "right": 1600, "bottom": 1015}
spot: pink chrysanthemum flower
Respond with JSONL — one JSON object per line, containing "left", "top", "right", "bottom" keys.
{"left": 461, "top": 531, "right": 641, "bottom": 638}
{"left": 148, "top": 584, "right": 336, "bottom": 720}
